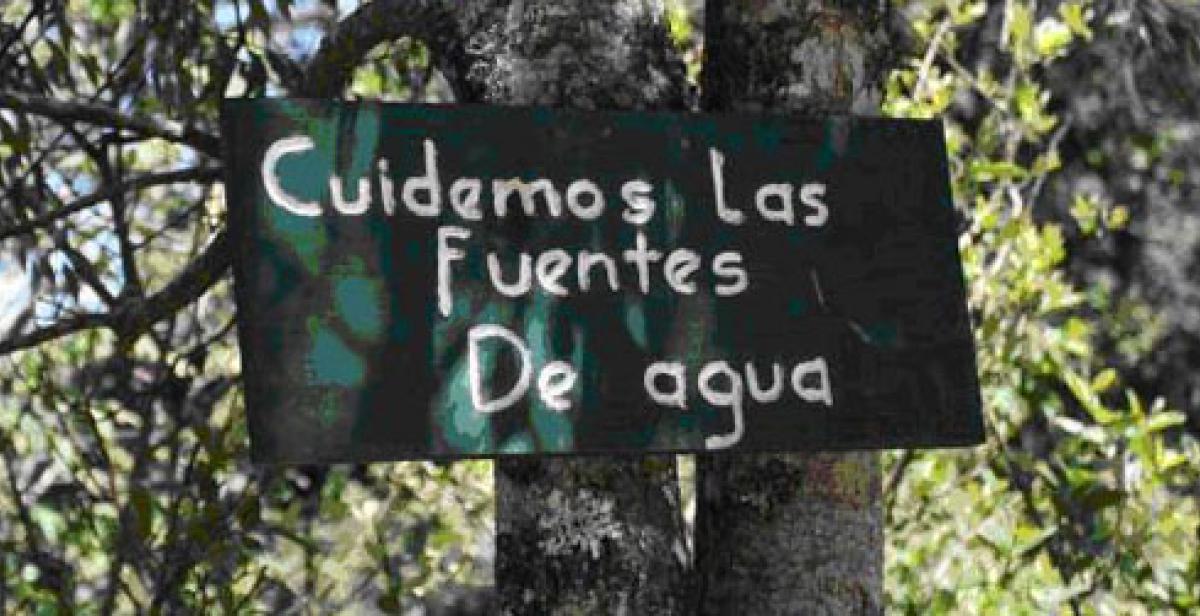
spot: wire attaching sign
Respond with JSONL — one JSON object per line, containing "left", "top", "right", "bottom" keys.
{"left": 221, "top": 99, "right": 984, "bottom": 463}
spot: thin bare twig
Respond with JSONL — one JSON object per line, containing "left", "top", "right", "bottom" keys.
{"left": 0, "top": 166, "right": 221, "bottom": 241}
{"left": 0, "top": 91, "right": 221, "bottom": 157}
{"left": 300, "top": 0, "right": 472, "bottom": 100}
{"left": 914, "top": 18, "right": 952, "bottom": 102}
{"left": 0, "top": 230, "right": 230, "bottom": 355}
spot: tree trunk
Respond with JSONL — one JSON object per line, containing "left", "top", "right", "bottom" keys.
{"left": 459, "top": 3, "right": 693, "bottom": 614}
{"left": 694, "top": 2, "right": 894, "bottom": 614}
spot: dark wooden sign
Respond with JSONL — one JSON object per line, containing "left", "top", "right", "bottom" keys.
{"left": 220, "top": 99, "right": 983, "bottom": 463}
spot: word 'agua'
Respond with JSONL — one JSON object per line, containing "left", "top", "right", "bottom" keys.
{"left": 468, "top": 323, "right": 833, "bottom": 449}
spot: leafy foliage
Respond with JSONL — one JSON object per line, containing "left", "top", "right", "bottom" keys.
{"left": 884, "top": 0, "right": 1200, "bottom": 612}
{"left": 0, "top": 1, "right": 489, "bottom": 613}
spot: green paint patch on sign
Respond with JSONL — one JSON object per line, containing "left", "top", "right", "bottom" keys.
{"left": 221, "top": 99, "right": 984, "bottom": 463}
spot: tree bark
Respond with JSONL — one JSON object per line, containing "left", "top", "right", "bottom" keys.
{"left": 296, "top": 3, "right": 689, "bottom": 611}
{"left": 301, "top": 1, "right": 895, "bottom": 612}
{"left": 694, "top": 2, "right": 894, "bottom": 614}
{"left": 456, "top": 3, "right": 693, "bottom": 614}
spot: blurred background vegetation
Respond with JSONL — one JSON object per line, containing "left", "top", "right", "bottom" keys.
{"left": 0, "top": 0, "right": 1198, "bottom": 613}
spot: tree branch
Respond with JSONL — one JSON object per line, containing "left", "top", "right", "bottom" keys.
{"left": 0, "top": 310, "right": 110, "bottom": 355}
{"left": 0, "top": 230, "right": 229, "bottom": 355}
{"left": 0, "top": 167, "right": 221, "bottom": 241}
{"left": 299, "top": 0, "right": 476, "bottom": 100}
{"left": 0, "top": 91, "right": 221, "bottom": 157}
{"left": 3, "top": 0, "right": 470, "bottom": 357}
{"left": 54, "top": 239, "right": 117, "bottom": 306}
{"left": 113, "top": 229, "right": 230, "bottom": 337}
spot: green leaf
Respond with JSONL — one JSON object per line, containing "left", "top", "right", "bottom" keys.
{"left": 1063, "top": 369, "right": 1122, "bottom": 425}
{"left": 665, "top": 0, "right": 693, "bottom": 46}
{"left": 1014, "top": 524, "right": 1056, "bottom": 557}
{"left": 1008, "top": 3, "right": 1033, "bottom": 50}
{"left": 1034, "top": 19, "right": 1073, "bottom": 57}
{"left": 1059, "top": 2, "right": 1093, "bottom": 39}
{"left": 1090, "top": 368, "right": 1118, "bottom": 393}
{"left": 1126, "top": 390, "right": 1146, "bottom": 421}
{"left": 1106, "top": 205, "right": 1130, "bottom": 230}
{"left": 1052, "top": 416, "right": 1109, "bottom": 445}
{"left": 970, "top": 160, "right": 1029, "bottom": 181}
{"left": 1146, "top": 411, "right": 1186, "bottom": 434}
{"left": 88, "top": 0, "right": 135, "bottom": 23}
{"left": 1070, "top": 193, "right": 1100, "bottom": 235}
